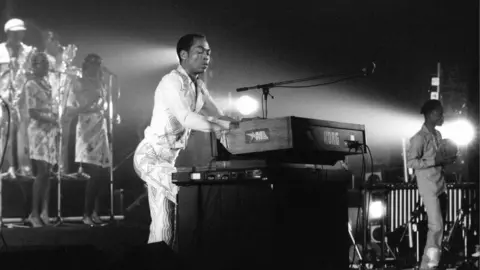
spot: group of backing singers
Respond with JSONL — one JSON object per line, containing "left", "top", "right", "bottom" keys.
{"left": 0, "top": 15, "right": 457, "bottom": 270}
{"left": 0, "top": 18, "right": 110, "bottom": 227}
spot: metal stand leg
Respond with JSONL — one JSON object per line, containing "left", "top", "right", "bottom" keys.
{"left": 362, "top": 189, "right": 369, "bottom": 267}
{"left": 415, "top": 220, "right": 420, "bottom": 265}
{"left": 107, "top": 74, "right": 116, "bottom": 223}
{"left": 0, "top": 175, "right": 3, "bottom": 230}
{"left": 108, "top": 147, "right": 114, "bottom": 222}
{"left": 380, "top": 196, "right": 386, "bottom": 267}
{"left": 54, "top": 86, "right": 78, "bottom": 227}
{"left": 463, "top": 227, "right": 468, "bottom": 263}
{"left": 54, "top": 108, "right": 67, "bottom": 226}
{"left": 385, "top": 240, "right": 396, "bottom": 260}
{"left": 348, "top": 222, "right": 363, "bottom": 264}
{"left": 125, "top": 190, "right": 147, "bottom": 213}
{"left": 56, "top": 168, "right": 63, "bottom": 225}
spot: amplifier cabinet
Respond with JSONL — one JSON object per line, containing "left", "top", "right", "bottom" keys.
{"left": 174, "top": 162, "right": 352, "bottom": 270}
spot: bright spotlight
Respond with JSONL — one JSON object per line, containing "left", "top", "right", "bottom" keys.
{"left": 369, "top": 201, "right": 385, "bottom": 220}
{"left": 440, "top": 119, "right": 475, "bottom": 146}
{"left": 235, "top": 95, "right": 259, "bottom": 116}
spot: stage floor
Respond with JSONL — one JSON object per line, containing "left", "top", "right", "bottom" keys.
{"left": 0, "top": 222, "right": 155, "bottom": 270}
{"left": 0, "top": 222, "right": 149, "bottom": 249}
{"left": 0, "top": 221, "right": 471, "bottom": 270}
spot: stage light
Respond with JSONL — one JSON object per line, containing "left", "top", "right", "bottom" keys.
{"left": 235, "top": 95, "right": 259, "bottom": 116}
{"left": 440, "top": 119, "right": 475, "bottom": 146}
{"left": 369, "top": 201, "right": 385, "bottom": 220}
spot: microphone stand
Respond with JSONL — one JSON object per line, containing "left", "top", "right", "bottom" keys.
{"left": 104, "top": 68, "right": 120, "bottom": 223}
{"left": 107, "top": 73, "right": 114, "bottom": 222}
{"left": 54, "top": 68, "right": 71, "bottom": 226}
{"left": 236, "top": 63, "right": 375, "bottom": 118}
{"left": 52, "top": 44, "right": 81, "bottom": 226}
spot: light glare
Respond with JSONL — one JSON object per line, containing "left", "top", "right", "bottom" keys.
{"left": 235, "top": 95, "right": 259, "bottom": 116}
{"left": 439, "top": 119, "right": 475, "bottom": 146}
{"left": 369, "top": 201, "right": 385, "bottom": 219}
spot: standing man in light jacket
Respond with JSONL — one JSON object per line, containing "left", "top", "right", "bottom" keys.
{"left": 407, "top": 99, "right": 457, "bottom": 270}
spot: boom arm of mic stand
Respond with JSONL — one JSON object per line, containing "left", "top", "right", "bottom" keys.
{"left": 236, "top": 72, "right": 351, "bottom": 92}
{"left": 235, "top": 64, "right": 374, "bottom": 93}
{"left": 236, "top": 65, "right": 374, "bottom": 119}
{"left": 236, "top": 83, "right": 275, "bottom": 92}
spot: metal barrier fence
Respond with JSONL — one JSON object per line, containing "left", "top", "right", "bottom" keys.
{"left": 367, "top": 183, "right": 478, "bottom": 232}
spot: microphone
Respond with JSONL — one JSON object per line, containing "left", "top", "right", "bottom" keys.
{"left": 236, "top": 84, "right": 273, "bottom": 92}
{"left": 236, "top": 86, "right": 250, "bottom": 92}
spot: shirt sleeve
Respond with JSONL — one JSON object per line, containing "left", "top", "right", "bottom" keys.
{"left": 200, "top": 86, "right": 224, "bottom": 117}
{"left": 158, "top": 74, "right": 192, "bottom": 125}
{"left": 407, "top": 134, "right": 435, "bottom": 169}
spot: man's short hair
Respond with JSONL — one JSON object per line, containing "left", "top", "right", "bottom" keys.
{"left": 176, "top": 33, "right": 206, "bottom": 62}
{"left": 420, "top": 99, "right": 442, "bottom": 115}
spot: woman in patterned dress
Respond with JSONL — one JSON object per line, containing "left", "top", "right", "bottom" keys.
{"left": 68, "top": 54, "right": 109, "bottom": 226}
{"left": 24, "top": 52, "right": 58, "bottom": 227}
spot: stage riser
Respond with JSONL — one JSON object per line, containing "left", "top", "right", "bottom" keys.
{"left": 175, "top": 167, "right": 352, "bottom": 270}
{"left": 1, "top": 179, "right": 124, "bottom": 219}
{"left": 386, "top": 187, "right": 477, "bottom": 232}
{"left": 0, "top": 226, "right": 155, "bottom": 270}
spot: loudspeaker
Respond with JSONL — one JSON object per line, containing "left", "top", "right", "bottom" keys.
{"left": 173, "top": 166, "right": 350, "bottom": 270}
{"left": 271, "top": 167, "right": 350, "bottom": 270}
{"left": 176, "top": 181, "right": 276, "bottom": 270}
{"left": 370, "top": 224, "right": 386, "bottom": 243}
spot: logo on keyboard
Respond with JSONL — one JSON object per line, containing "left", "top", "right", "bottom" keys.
{"left": 323, "top": 131, "right": 340, "bottom": 146}
{"left": 245, "top": 128, "right": 270, "bottom": 143}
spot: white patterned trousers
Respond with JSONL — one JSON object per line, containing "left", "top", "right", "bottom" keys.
{"left": 133, "top": 139, "right": 180, "bottom": 247}
{"left": 146, "top": 183, "right": 176, "bottom": 246}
